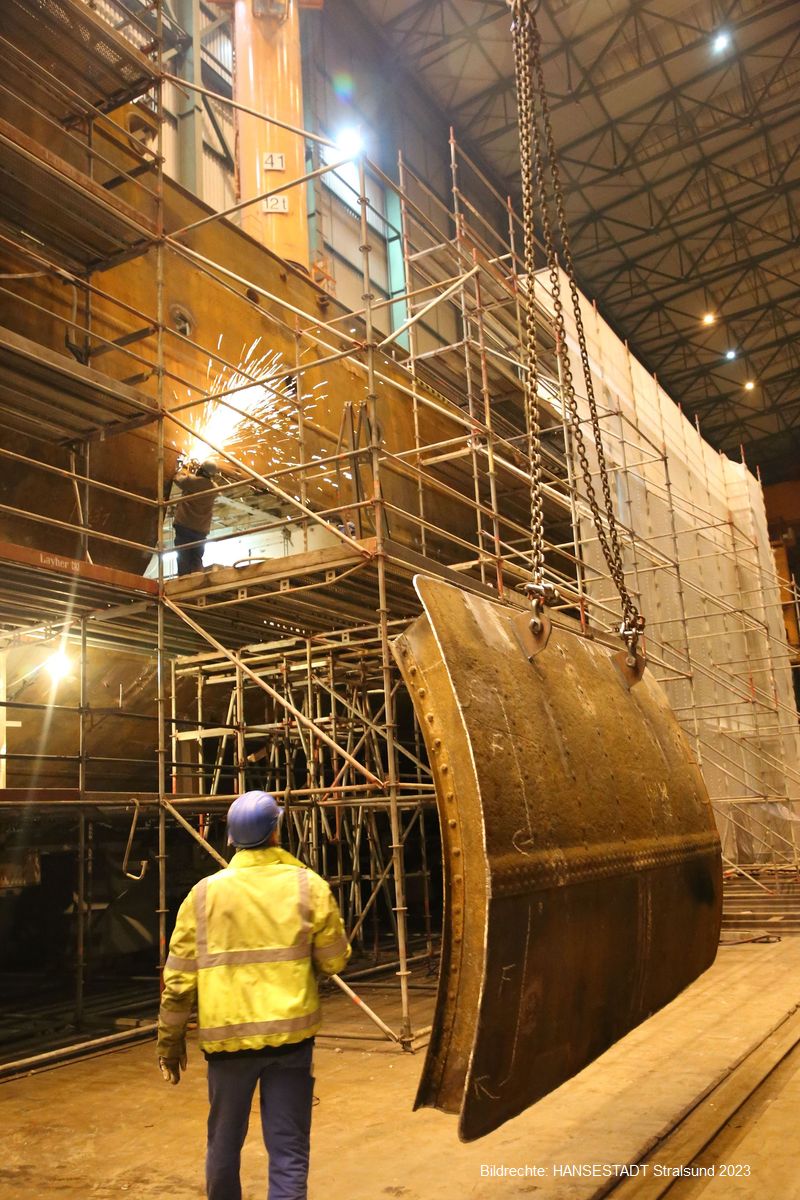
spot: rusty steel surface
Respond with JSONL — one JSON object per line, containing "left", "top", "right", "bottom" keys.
{"left": 392, "top": 576, "right": 722, "bottom": 1141}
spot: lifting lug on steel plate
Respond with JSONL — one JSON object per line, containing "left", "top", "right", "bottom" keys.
{"left": 513, "top": 580, "right": 560, "bottom": 661}
{"left": 614, "top": 614, "right": 647, "bottom": 688}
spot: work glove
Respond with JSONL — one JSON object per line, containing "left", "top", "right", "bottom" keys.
{"left": 159, "top": 1048, "right": 187, "bottom": 1085}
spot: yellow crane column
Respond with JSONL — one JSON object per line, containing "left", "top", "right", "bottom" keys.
{"left": 233, "top": 0, "right": 310, "bottom": 271}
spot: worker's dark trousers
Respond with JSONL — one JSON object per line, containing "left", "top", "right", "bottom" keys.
{"left": 173, "top": 523, "right": 206, "bottom": 576}
{"left": 206, "top": 1040, "right": 314, "bottom": 1200}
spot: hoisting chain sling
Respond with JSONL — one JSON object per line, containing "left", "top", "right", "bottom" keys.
{"left": 509, "top": 0, "right": 645, "bottom": 654}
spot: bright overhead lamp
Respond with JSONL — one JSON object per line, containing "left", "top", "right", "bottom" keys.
{"left": 744, "top": 380, "right": 755, "bottom": 391}
{"left": 725, "top": 349, "right": 737, "bottom": 360}
{"left": 334, "top": 127, "right": 364, "bottom": 158}
{"left": 44, "top": 650, "right": 71, "bottom": 684}
{"left": 702, "top": 312, "right": 716, "bottom": 326}
{"left": 712, "top": 31, "right": 731, "bottom": 54}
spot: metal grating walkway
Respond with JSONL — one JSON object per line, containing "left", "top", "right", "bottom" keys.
{"left": 0, "top": 0, "right": 157, "bottom": 122}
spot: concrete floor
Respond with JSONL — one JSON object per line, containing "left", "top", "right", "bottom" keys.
{"left": 657, "top": 1039, "right": 800, "bottom": 1198}
{"left": 2, "top": 940, "right": 800, "bottom": 1200}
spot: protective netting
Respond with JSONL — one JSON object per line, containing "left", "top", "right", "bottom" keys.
{"left": 535, "top": 269, "right": 800, "bottom": 867}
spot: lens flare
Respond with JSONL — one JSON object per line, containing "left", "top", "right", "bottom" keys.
{"left": 332, "top": 72, "right": 354, "bottom": 102}
{"left": 44, "top": 650, "right": 70, "bottom": 683}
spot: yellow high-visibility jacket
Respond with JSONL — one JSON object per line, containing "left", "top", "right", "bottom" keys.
{"left": 157, "top": 847, "right": 350, "bottom": 1057}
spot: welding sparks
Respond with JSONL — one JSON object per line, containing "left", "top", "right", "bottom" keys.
{"left": 180, "top": 341, "right": 321, "bottom": 466}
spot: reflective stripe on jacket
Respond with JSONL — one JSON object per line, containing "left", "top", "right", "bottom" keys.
{"left": 157, "top": 846, "right": 350, "bottom": 1057}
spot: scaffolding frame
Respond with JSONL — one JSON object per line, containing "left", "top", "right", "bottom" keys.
{"left": 0, "top": 0, "right": 799, "bottom": 1061}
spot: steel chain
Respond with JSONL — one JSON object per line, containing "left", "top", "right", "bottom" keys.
{"left": 510, "top": 0, "right": 644, "bottom": 643}
{"left": 510, "top": 0, "right": 545, "bottom": 583}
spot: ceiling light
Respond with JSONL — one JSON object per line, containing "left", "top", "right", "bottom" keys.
{"left": 725, "top": 349, "right": 736, "bottom": 360}
{"left": 744, "top": 380, "right": 755, "bottom": 391}
{"left": 712, "top": 31, "right": 731, "bottom": 53}
{"left": 702, "top": 312, "right": 716, "bottom": 326}
{"left": 334, "top": 127, "right": 364, "bottom": 158}
{"left": 44, "top": 650, "right": 71, "bottom": 684}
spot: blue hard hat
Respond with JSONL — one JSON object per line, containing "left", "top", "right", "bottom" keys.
{"left": 227, "top": 791, "right": 282, "bottom": 848}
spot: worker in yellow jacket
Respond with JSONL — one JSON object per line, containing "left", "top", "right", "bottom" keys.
{"left": 157, "top": 791, "right": 350, "bottom": 1200}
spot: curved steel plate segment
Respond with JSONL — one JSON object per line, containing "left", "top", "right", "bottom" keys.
{"left": 392, "top": 577, "right": 722, "bottom": 1141}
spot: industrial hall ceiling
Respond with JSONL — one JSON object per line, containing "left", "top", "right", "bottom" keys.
{"left": 354, "top": 0, "right": 800, "bottom": 484}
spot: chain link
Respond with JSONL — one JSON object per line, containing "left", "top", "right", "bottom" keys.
{"left": 510, "top": 0, "right": 545, "bottom": 584}
{"left": 509, "top": 0, "right": 644, "bottom": 644}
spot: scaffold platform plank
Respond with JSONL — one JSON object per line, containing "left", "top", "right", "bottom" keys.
{"left": 0, "top": 789, "right": 237, "bottom": 809}
{"left": 1, "top": 0, "right": 158, "bottom": 121}
{"left": 163, "top": 535, "right": 510, "bottom": 635}
{"left": 0, "top": 540, "right": 158, "bottom": 599}
{"left": 0, "top": 788, "right": 159, "bottom": 809}
{"left": 0, "top": 119, "right": 157, "bottom": 270}
{"left": 165, "top": 538, "right": 377, "bottom": 603}
{"left": 0, "top": 541, "right": 159, "bottom": 652}
{"left": 0, "top": 541, "right": 275, "bottom": 655}
{"left": 0, "top": 326, "right": 158, "bottom": 441}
